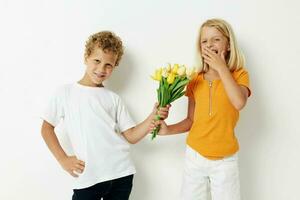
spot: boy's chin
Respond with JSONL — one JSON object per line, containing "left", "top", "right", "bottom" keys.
{"left": 92, "top": 78, "right": 105, "bottom": 85}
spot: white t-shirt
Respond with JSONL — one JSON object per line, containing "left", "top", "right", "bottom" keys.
{"left": 42, "top": 83, "right": 136, "bottom": 189}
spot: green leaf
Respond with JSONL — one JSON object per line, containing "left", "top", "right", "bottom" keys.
{"left": 160, "top": 83, "right": 165, "bottom": 107}
{"left": 171, "top": 86, "right": 185, "bottom": 98}
{"left": 172, "top": 78, "right": 189, "bottom": 93}
{"left": 157, "top": 88, "right": 160, "bottom": 103}
{"left": 162, "top": 84, "right": 169, "bottom": 106}
{"left": 170, "top": 91, "right": 186, "bottom": 102}
{"left": 168, "top": 77, "right": 181, "bottom": 92}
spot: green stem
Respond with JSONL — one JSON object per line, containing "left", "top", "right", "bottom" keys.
{"left": 151, "top": 114, "right": 161, "bottom": 140}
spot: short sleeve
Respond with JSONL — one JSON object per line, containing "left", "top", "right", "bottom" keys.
{"left": 233, "top": 68, "right": 251, "bottom": 97}
{"left": 116, "top": 98, "right": 136, "bottom": 133}
{"left": 41, "top": 87, "right": 65, "bottom": 126}
{"left": 185, "top": 74, "right": 199, "bottom": 99}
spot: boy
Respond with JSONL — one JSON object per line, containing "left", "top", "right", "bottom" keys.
{"left": 41, "top": 31, "right": 169, "bottom": 200}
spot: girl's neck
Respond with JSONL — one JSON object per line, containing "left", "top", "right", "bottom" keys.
{"left": 203, "top": 68, "right": 220, "bottom": 81}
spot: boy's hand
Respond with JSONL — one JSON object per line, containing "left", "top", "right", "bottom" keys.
{"left": 152, "top": 103, "right": 171, "bottom": 120}
{"left": 59, "top": 156, "right": 85, "bottom": 177}
{"left": 150, "top": 120, "right": 169, "bottom": 135}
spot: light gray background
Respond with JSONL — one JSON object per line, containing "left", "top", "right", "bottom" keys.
{"left": 0, "top": 0, "right": 299, "bottom": 199}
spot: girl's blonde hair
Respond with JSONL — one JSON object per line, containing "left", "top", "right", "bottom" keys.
{"left": 196, "top": 18, "right": 245, "bottom": 72}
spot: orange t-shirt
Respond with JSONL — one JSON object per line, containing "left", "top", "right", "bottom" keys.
{"left": 185, "top": 68, "right": 251, "bottom": 159}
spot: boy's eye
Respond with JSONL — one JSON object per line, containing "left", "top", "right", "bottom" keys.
{"left": 106, "top": 65, "right": 113, "bottom": 70}
{"left": 94, "top": 60, "right": 100, "bottom": 64}
{"left": 201, "top": 40, "right": 207, "bottom": 44}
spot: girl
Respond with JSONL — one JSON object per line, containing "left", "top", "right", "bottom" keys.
{"left": 155, "top": 19, "right": 251, "bottom": 200}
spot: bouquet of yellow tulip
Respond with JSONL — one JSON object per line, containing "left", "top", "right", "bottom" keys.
{"left": 150, "top": 63, "right": 197, "bottom": 140}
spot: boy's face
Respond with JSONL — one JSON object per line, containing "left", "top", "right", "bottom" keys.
{"left": 84, "top": 47, "right": 117, "bottom": 86}
{"left": 200, "top": 26, "right": 230, "bottom": 58}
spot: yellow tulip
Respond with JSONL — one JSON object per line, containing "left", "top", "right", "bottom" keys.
{"left": 186, "top": 67, "right": 197, "bottom": 79}
{"left": 162, "top": 67, "right": 169, "bottom": 78}
{"left": 166, "top": 63, "right": 171, "bottom": 72}
{"left": 172, "top": 64, "right": 179, "bottom": 74}
{"left": 177, "top": 65, "right": 186, "bottom": 76}
{"left": 151, "top": 68, "right": 162, "bottom": 81}
{"left": 167, "top": 72, "right": 176, "bottom": 84}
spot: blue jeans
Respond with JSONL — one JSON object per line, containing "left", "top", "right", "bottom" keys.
{"left": 72, "top": 175, "right": 134, "bottom": 200}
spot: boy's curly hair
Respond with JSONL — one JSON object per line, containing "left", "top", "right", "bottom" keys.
{"left": 84, "top": 31, "right": 124, "bottom": 66}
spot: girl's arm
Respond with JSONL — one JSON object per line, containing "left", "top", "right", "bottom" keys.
{"left": 156, "top": 97, "right": 195, "bottom": 135}
{"left": 202, "top": 47, "right": 249, "bottom": 110}
{"left": 218, "top": 67, "right": 249, "bottom": 110}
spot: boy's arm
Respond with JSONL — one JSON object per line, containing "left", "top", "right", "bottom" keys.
{"left": 41, "top": 120, "right": 85, "bottom": 177}
{"left": 122, "top": 114, "right": 153, "bottom": 144}
{"left": 122, "top": 104, "right": 170, "bottom": 144}
{"left": 41, "top": 121, "right": 68, "bottom": 162}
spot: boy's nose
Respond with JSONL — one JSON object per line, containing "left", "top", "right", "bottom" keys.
{"left": 97, "top": 65, "right": 105, "bottom": 72}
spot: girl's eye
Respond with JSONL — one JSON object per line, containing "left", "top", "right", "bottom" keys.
{"left": 214, "top": 38, "right": 221, "bottom": 41}
{"left": 201, "top": 41, "right": 207, "bottom": 44}
{"left": 95, "top": 60, "right": 100, "bottom": 64}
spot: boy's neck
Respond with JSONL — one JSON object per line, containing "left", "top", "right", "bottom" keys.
{"left": 78, "top": 74, "right": 104, "bottom": 87}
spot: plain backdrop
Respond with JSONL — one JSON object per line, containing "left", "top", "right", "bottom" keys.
{"left": 0, "top": 0, "right": 300, "bottom": 199}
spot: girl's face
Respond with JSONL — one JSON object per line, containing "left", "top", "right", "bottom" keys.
{"left": 200, "top": 26, "right": 230, "bottom": 58}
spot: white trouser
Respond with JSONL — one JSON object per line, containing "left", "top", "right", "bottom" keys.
{"left": 181, "top": 145, "right": 241, "bottom": 200}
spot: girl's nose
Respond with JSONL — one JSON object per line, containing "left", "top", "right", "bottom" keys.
{"left": 207, "top": 41, "right": 213, "bottom": 48}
